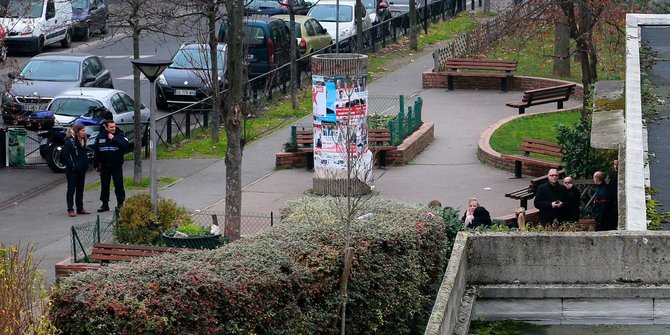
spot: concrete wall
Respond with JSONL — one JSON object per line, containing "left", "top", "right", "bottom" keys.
{"left": 424, "top": 232, "right": 670, "bottom": 334}
{"left": 468, "top": 232, "right": 670, "bottom": 284}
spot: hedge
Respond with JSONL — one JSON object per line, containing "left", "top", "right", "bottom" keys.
{"left": 49, "top": 197, "right": 449, "bottom": 334}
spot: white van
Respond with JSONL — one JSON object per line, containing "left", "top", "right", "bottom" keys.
{"left": 1, "top": 0, "right": 73, "bottom": 54}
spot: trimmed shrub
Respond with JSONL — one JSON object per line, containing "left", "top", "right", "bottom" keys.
{"left": 1, "top": 244, "right": 58, "bottom": 335}
{"left": 50, "top": 197, "right": 448, "bottom": 334}
{"left": 115, "top": 193, "right": 190, "bottom": 245}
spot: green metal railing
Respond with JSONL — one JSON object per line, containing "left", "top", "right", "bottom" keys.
{"left": 71, "top": 211, "right": 118, "bottom": 263}
{"left": 290, "top": 94, "right": 423, "bottom": 147}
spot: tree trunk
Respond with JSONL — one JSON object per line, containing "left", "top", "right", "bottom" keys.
{"left": 224, "top": 0, "right": 244, "bottom": 241}
{"left": 553, "top": 12, "right": 570, "bottom": 77}
{"left": 409, "top": 0, "right": 417, "bottom": 50}
{"left": 355, "top": 0, "right": 364, "bottom": 52}
{"left": 131, "top": 7, "right": 142, "bottom": 186}
{"left": 208, "top": 1, "right": 220, "bottom": 143}
{"left": 483, "top": 0, "right": 490, "bottom": 13}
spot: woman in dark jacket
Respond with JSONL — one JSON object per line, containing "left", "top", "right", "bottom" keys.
{"left": 63, "top": 124, "right": 91, "bottom": 217}
{"left": 461, "top": 198, "right": 492, "bottom": 228}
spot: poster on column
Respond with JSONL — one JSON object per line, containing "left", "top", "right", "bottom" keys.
{"left": 312, "top": 74, "right": 369, "bottom": 170}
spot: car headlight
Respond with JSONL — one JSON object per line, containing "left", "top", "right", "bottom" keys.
{"left": 1, "top": 91, "right": 15, "bottom": 105}
{"left": 157, "top": 74, "right": 167, "bottom": 86}
{"left": 20, "top": 25, "right": 34, "bottom": 35}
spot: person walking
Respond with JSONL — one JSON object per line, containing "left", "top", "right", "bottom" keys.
{"left": 561, "top": 176, "right": 581, "bottom": 222}
{"left": 63, "top": 124, "right": 91, "bottom": 217}
{"left": 534, "top": 168, "right": 567, "bottom": 225}
{"left": 93, "top": 119, "right": 130, "bottom": 212}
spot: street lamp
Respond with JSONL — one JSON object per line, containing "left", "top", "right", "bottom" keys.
{"left": 131, "top": 59, "right": 172, "bottom": 213}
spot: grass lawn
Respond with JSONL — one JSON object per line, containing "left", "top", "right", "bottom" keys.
{"left": 85, "top": 177, "right": 178, "bottom": 191}
{"left": 489, "top": 110, "right": 580, "bottom": 161}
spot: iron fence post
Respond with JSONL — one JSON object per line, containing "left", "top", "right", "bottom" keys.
{"left": 291, "top": 126, "right": 297, "bottom": 146}
{"left": 96, "top": 215, "right": 101, "bottom": 243}
{"left": 167, "top": 115, "right": 173, "bottom": 144}
{"left": 271, "top": 211, "right": 274, "bottom": 227}
{"left": 186, "top": 110, "right": 191, "bottom": 138}
{"left": 71, "top": 226, "right": 77, "bottom": 263}
{"left": 204, "top": 109, "right": 209, "bottom": 128}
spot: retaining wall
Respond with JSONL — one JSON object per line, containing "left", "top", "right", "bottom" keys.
{"left": 425, "top": 232, "right": 670, "bottom": 334}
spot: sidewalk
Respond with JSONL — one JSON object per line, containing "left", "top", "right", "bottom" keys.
{"left": 1, "top": 0, "right": 584, "bottom": 285}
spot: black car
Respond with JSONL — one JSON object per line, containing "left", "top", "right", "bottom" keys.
{"left": 244, "top": 0, "right": 312, "bottom": 16}
{"left": 218, "top": 17, "right": 296, "bottom": 78}
{"left": 155, "top": 43, "right": 227, "bottom": 110}
{"left": 1, "top": 53, "right": 114, "bottom": 125}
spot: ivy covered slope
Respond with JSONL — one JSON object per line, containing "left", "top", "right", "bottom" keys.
{"left": 50, "top": 197, "right": 449, "bottom": 335}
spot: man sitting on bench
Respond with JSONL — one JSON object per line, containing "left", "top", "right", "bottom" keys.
{"left": 534, "top": 168, "right": 567, "bottom": 225}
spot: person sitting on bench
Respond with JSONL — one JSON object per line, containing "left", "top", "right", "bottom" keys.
{"left": 461, "top": 198, "right": 492, "bottom": 228}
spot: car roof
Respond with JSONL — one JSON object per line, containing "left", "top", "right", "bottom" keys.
{"left": 180, "top": 42, "right": 227, "bottom": 52}
{"left": 52, "top": 88, "right": 123, "bottom": 100}
{"left": 243, "top": 16, "right": 284, "bottom": 24}
{"left": 312, "top": 0, "right": 358, "bottom": 5}
{"left": 272, "top": 15, "right": 314, "bottom": 23}
{"left": 30, "top": 53, "right": 97, "bottom": 61}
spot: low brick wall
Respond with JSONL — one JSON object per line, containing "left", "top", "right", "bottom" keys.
{"left": 477, "top": 108, "right": 582, "bottom": 177}
{"left": 275, "top": 122, "right": 435, "bottom": 169}
{"left": 422, "top": 71, "right": 584, "bottom": 99}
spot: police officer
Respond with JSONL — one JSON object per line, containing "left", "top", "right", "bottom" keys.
{"left": 93, "top": 119, "right": 130, "bottom": 212}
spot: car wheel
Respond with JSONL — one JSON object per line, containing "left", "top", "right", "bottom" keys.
{"left": 155, "top": 93, "right": 168, "bottom": 110}
{"left": 61, "top": 29, "right": 72, "bottom": 48}
{"left": 35, "top": 37, "right": 44, "bottom": 55}
{"left": 82, "top": 24, "right": 91, "bottom": 42}
{"left": 45, "top": 143, "right": 66, "bottom": 173}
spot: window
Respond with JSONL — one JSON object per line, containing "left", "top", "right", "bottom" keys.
{"left": 110, "top": 94, "right": 127, "bottom": 114}
{"left": 46, "top": 0, "right": 55, "bottom": 19}
{"left": 119, "top": 93, "right": 136, "bottom": 112}
{"left": 305, "top": 21, "right": 316, "bottom": 36}
{"left": 311, "top": 20, "right": 326, "bottom": 35}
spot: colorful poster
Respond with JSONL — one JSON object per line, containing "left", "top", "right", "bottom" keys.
{"left": 312, "top": 74, "right": 369, "bottom": 171}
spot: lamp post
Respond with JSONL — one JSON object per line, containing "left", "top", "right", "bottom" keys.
{"left": 131, "top": 59, "right": 172, "bottom": 213}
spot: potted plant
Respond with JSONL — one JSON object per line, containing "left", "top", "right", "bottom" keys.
{"left": 162, "top": 221, "right": 223, "bottom": 250}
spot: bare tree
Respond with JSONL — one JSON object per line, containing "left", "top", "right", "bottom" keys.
{"left": 409, "top": 0, "right": 417, "bottom": 50}
{"left": 110, "top": 0, "right": 183, "bottom": 185}
{"left": 553, "top": 10, "right": 571, "bottom": 77}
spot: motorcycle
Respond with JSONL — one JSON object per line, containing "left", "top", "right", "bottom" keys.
{"left": 37, "top": 106, "right": 112, "bottom": 173}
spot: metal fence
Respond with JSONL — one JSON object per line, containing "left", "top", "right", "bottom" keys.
{"left": 69, "top": 210, "right": 276, "bottom": 261}
{"left": 389, "top": 96, "right": 423, "bottom": 146}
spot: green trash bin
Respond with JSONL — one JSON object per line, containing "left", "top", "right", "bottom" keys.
{"left": 8, "top": 127, "right": 27, "bottom": 167}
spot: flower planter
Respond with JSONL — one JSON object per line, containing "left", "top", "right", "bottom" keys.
{"left": 162, "top": 233, "right": 223, "bottom": 250}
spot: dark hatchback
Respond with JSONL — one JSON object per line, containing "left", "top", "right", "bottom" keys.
{"left": 155, "top": 43, "right": 227, "bottom": 110}
{"left": 71, "top": 0, "right": 109, "bottom": 41}
{"left": 244, "top": 0, "right": 312, "bottom": 16}
{"left": 218, "top": 17, "right": 294, "bottom": 78}
{"left": 1, "top": 53, "right": 114, "bottom": 125}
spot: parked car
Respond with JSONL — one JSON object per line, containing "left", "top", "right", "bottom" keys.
{"left": 39, "top": 87, "right": 150, "bottom": 172}
{"left": 1, "top": 53, "right": 114, "bottom": 125}
{"left": 218, "top": 17, "right": 296, "bottom": 78}
{"left": 71, "top": 0, "right": 109, "bottom": 41}
{"left": 0, "top": 0, "right": 73, "bottom": 54}
{"left": 307, "top": 0, "right": 372, "bottom": 51}
{"left": 244, "top": 0, "right": 312, "bottom": 16}
{"left": 272, "top": 15, "right": 332, "bottom": 56}
{"left": 155, "top": 42, "right": 227, "bottom": 110}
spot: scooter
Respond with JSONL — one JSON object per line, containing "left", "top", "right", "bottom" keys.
{"left": 37, "top": 106, "right": 111, "bottom": 173}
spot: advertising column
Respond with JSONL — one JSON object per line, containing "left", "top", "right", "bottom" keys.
{"left": 311, "top": 54, "right": 370, "bottom": 196}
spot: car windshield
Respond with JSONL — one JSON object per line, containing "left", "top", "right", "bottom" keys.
{"left": 309, "top": 4, "right": 353, "bottom": 22}
{"left": 48, "top": 98, "right": 102, "bottom": 117}
{"left": 71, "top": 0, "right": 89, "bottom": 10}
{"left": 6, "top": 0, "right": 43, "bottom": 18}
{"left": 170, "top": 48, "right": 226, "bottom": 70}
{"left": 246, "top": 0, "right": 281, "bottom": 10}
{"left": 20, "top": 60, "right": 81, "bottom": 81}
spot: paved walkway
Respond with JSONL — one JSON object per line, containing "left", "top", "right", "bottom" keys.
{"left": 0, "top": 0, "right": 585, "bottom": 285}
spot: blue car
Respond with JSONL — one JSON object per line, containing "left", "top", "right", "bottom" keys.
{"left": 71, "top": 0, "right": 109, "bottom": 41}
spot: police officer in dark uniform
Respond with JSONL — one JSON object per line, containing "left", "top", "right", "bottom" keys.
{"left": 93, "top": 119, "right": 130, "bottom": 212}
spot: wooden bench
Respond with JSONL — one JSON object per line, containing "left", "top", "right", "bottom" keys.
{"left": 444, "top": 58, "right": 517, "bottom": 92}
{"left": 91, "top": 243, "right": 189, "bottom": 263}
{"left": 506, "top": 83, "right": 576, "bottom": 114}
{"left": 504, "top": 169, "right": 565, "bottom": 208}
{"left": 500, "top": 138, "right": 563, "bottom": 178}
{"left": 290, "top": 126, "right": 397, "bottom": 168}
